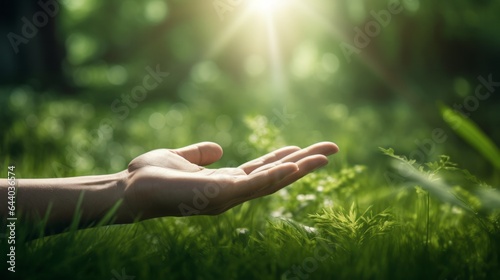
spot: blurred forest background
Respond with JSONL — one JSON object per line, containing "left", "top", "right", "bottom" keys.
{"left": 2, "top": 1, "right": 500, "bottom": 279}
{"left": 1, "top": 0, "right": 499, "bottom": 179}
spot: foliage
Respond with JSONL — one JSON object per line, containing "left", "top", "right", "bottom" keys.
{"left": 440, "top": 104, "right": 500, "bottom": 170}
{"left": 2, "top": 112, "right": 500, "bottom": 279}
{"left": 311, "top": 204, "right": 395, "bottom": 248}
{"left": 2, "top": 0, "right": 500, "bottom": 279}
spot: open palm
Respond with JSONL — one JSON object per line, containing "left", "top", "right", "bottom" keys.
{"left": 119, "top": 142, "right": 338, "bottom": 222}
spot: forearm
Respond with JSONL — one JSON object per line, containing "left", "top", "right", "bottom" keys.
{"left": 0, "top": 171, "right": 127, "bottom": 233}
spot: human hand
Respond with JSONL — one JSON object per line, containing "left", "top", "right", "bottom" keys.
{"left": 118, "top": 142, "right": 339, "bottom": 222}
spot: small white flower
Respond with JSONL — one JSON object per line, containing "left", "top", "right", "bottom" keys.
{"left": 323, "top": 199, "right": 334, "bottom": 207}
{"left": 451, "top": 206, "right": 463, "bottom": 215}
{"left": 297, "top": 194, "right": 316, "bottom": 201}
{"left": 271, "top": 207, "right": 285, "bottom": 217}
{"left": 303, "top": 225, "right": 317, "bottom": 234}
{"left": 236, "top": 228, "right": 249, "bottom": 235}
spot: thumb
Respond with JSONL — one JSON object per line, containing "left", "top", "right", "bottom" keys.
{"left": 172, "top": 142, "right": 223, "bottom": 166}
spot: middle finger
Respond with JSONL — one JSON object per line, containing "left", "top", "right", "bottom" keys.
{"left": 238, "top": 146, "right": 300, "bottom": 174}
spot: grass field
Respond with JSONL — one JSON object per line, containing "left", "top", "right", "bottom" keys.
{"left": 1, "top": 89, "right": 499, "bottom": 280}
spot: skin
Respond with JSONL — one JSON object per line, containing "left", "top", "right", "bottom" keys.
{"left": 0, "top": 141, "right": 338, "bottom": 234}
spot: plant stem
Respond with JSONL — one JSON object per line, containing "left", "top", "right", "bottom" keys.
{"left": 425, "top": 192, "right": 430, "bottom": 252}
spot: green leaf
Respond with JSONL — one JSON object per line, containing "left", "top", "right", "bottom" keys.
{"left": 378, "top": 147, "right": 395, "bottom": 156}
{"left": 440, "top": 104, "right": 500, "bottom": 170}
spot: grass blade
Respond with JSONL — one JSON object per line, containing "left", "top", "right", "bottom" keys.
{"left": 440, "top": 104, "right": 500, "bottom": 170}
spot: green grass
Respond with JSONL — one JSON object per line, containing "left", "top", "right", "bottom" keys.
{"left": 1, "top": 92, "right": 500, "bottom": 280}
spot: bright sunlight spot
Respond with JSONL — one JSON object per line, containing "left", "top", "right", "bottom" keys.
{"left": 251, "top": 0, "right": 286, "bottom": 15}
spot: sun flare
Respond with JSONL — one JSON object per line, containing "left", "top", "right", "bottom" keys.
{"left": 251, "top": 0, "right": 285, "bottom": 15}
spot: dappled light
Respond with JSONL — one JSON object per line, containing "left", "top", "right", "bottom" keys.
{"left": 1, "top": 0, "right": 500, "bottom": 279}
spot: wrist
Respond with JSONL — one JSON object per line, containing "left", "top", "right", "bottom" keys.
{"left": 112, "top": 170, "right": 134, "bottom": 224}
{"left": 14, "top": 172, "right": 130, "bottom": 230}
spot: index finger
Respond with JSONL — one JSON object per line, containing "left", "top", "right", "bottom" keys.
{"left": 232, "top": 162, "right": 299, "bottom": 200}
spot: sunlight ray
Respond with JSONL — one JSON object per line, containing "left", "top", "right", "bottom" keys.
{"left": 204, "top": 7, "right": 254, "bottom": 59}
{"left": 265, "top": 12, "right": 287, "bottom": 98}
{"left": 292, "top": 1, "right": 417, "bottom": 104}
{"left": 291, "top": 0, "right": 346, "bottom": 41}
